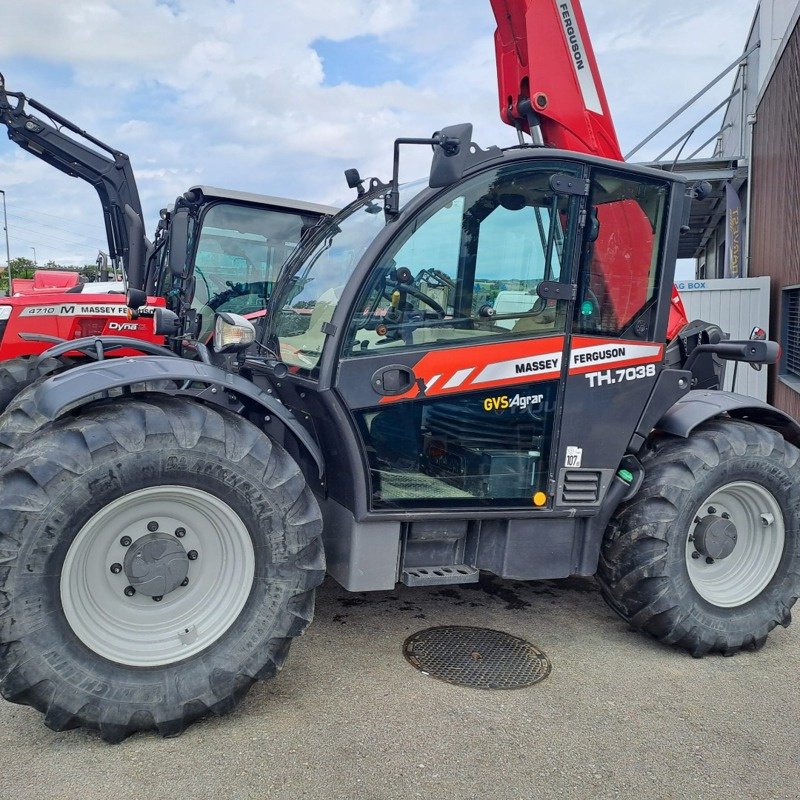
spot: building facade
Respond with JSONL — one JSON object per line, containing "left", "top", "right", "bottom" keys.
{"left": 749, "top": 9, "right": 800, "bottom": 417}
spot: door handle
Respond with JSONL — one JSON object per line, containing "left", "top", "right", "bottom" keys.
{"left": 371, "top": 364, "right": 416, "bottom": 396}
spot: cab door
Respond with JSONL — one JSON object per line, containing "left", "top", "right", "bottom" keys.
{"left": 554, "top": 166, "right": 674, "bottom": 508}
{"left": 334, "top": 159, "right": 585, "bottom": 511}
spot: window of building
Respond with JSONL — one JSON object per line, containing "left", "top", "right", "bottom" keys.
{"left": 780, "top": 286, "right": 800, "bottom": 391}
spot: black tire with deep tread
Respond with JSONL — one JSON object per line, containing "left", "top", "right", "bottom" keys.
{"left": 597, "top": 419, "right": 800, "bottom": 656}
{"left": 0, "top": 396, "right": 325, "bottom": 742}
{"left": 0, "top": 356, "right": 67, "bottom": 414}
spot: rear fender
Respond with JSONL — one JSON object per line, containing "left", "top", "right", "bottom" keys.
{"left": 655, "top": 390, "right": 800, "bottom": 448}
{"left": 11, "top": 356, "right": 325, "bottom": 477}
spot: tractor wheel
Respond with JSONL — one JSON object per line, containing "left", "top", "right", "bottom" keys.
{"left": 597, "top": 419, "right": 800, "bottom": 656}
{"left": 0, "top": 396, "right": 325, "bottom": 742}
{"left": 0, "top": 356, "right": 68, "bottom": 414}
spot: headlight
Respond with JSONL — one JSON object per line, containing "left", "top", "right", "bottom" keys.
{"left": 0, "top": 305, "right": 12, "bottom": 321}
{"left": 213, "top": 312, "right": 256, "bottom": 353}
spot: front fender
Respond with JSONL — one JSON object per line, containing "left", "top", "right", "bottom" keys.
{"left": 656, "top": 390, "right": 800, "bottom": 448}
{"left": 10, "top": 356, "right": 325, "bottom": 477}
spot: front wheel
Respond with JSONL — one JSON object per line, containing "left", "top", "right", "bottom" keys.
{"left": 0, "top": 396, "right": 324, "bottom": 741}
{"left": 0, "top": 356, "right": 69, "bottom": 414}
{"left": 597, "top": 419, "right": 800, "bottom": 656}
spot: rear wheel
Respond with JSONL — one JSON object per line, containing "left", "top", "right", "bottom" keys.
{"left": 598, "top": 419, "right": 800, "bottom": 656}
{"left": 0, "top": 396, "right": 324, "bottom": 741}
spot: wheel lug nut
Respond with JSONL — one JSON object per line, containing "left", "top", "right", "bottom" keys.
{"left": 721, "top": 512, "right": 730, "bottom": 520}
{"left": 187, "top": 550, "right": 198, "bottom": 561}
{"left": 120, "top": 536, "right": 132, "bottom": 547}
{"left": 175, "top": 527, "right": 186, "bottom": 538}
{"left": 707, "top": 506, "right": 716, "bottom": 514}
{"left": 110, "top": 563, "right": 122, "bottom": 574}
{"left": 705, "top": 557, "right": 715, "bottom": 565}
{"left": 147, "top": 521, "right": 159, "bottom": 532}
{"left": 181, "top": 578, "right": 189, "bottom": 587}
{"left": 124, "top": 586, "right": 136, "bottom": 597}
{"left": 152, "top": 595, "right": 163, "bottom": 602}
{"left": 691, "top": 551, "right": 701, "bottom": 559}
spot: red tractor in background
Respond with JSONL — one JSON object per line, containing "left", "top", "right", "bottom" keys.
{"left": 0, "top": 74, "right": 335, "bottom": 409}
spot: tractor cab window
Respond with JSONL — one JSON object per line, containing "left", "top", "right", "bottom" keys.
{"left": 576, "top": 170, "right": 669, "bottom": 336}
{"left": 270, "top": 197, "right": 390, "bottom": 374}
{"left": 343, "top": 162, "right": 576, "bottom": 357}
{"left": 191, "top": 203, "right": 315, "bottom": 338}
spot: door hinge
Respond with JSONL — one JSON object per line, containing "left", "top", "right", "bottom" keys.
{"left": 578, "top": 209, "right": 587, "bottom": 228}
{"left": 550, "top": 173, "right": 590, "bottom": 196}
{"left": 537, "top": 281, "right": 577, "bottom": 301}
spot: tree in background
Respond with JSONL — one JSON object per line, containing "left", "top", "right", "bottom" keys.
{"left": 0, "top": 257, "right": 36, "bottom": 295}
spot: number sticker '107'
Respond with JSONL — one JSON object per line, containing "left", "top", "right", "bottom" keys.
{"left": 585, "top": 363, "right": 657, "bottom": 388}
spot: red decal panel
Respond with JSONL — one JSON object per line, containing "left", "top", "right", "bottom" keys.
{"left": 377, "top": 335, "right": 665, "bottom": 405}
{"left": 569, "top": 336, "right": 664, "bottom": 375}
{"left": 378, "top": 336, "right": 564, "bottom": 404}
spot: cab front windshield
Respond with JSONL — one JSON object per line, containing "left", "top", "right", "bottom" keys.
{"left": 191, "top": 202, "right": 320, "bottom": 336}
{"left": 269, "top": 186, "right": 423, "bottom": 373}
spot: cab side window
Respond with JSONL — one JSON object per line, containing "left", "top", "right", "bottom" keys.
{"left": 344, "top": 163, "right": 578, "bottom": 356}
{"left": 576, "top": 170, "right": 669, "bottom": 336}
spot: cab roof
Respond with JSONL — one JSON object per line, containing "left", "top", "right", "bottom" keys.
{"left": 190, "top": 185, "right": 338, "bottom": 217}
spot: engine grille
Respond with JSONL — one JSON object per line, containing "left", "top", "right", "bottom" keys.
{"left": 560, "top": 469, "right": 601, "bottom": 504}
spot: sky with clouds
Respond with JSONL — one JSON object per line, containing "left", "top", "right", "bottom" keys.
{"left": 0, "top": 0, "right": 758, "bottom": 267}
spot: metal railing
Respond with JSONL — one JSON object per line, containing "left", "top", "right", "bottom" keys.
{"left": 626, "top": 42, "right": 760, "bottom": 163}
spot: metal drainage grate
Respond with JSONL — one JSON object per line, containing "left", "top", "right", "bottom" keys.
{"left": 403, "top": 626, "right": 551, "bottom": 690}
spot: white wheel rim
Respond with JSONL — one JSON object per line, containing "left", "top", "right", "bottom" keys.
{"left": 685, "top": 481, "right": 785, "bottom": 608}
{"left": 61, "top": 485, "right": 255, "bottom": 667}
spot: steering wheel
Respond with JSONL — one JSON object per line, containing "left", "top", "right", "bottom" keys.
{"left": 382, "top": 283, "right": 446, "bottom": 318}
{"left": 207, "top": 280, "right": 270, "bottom": 312}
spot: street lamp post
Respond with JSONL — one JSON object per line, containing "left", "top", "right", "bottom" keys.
{"left": 0, "top": 189, "right": 11, "bottom": 294}
{"left": 30, "top": 247, "right": 36, "bottom": 266}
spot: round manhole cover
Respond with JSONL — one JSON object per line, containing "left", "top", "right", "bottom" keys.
{"left": 403, "top": 626, "right": 551, "bottom": 689}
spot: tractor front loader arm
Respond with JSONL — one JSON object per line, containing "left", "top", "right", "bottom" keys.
{"left": 0, "top": 73, "right": 147, "bottom": 288}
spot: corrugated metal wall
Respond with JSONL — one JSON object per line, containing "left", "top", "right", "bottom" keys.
{"left": 676, "top": 277, "right": 770, "bottom": 399}
{"left": 750, "top": 15, "right": 800, "bottom": 418}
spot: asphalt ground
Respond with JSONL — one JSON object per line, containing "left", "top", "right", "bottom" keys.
{"left": 1, "top": 574, "right": 798, "bottom": 800}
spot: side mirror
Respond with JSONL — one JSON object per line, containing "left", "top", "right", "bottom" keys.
{"left": 168, "top": 208, "right": 191, "bottom": 277}
{"left": 429, "top": 123, "right": 472, "bottom": 189}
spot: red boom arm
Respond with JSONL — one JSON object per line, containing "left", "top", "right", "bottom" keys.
{"left": 491, "top": 0, "right": 623, "bottom": 159}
